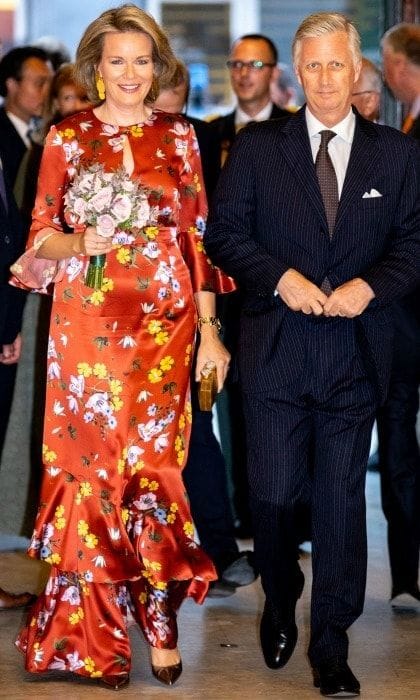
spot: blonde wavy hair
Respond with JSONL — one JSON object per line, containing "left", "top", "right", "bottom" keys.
{"left": 74, "top": 3, "right": 177, "bottom": 105}
{"left": 292, "top": 12, "right": 362, "bottom": 69}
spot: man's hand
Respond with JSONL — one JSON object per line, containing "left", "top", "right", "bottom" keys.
{"left": 0, "top": 334, "right": 22, "bottom": 364}
{"left": 323, "top": 278, "right": 375, "bottom": 318}
{"left": 276, "top": 269, "right": 327, "bottom": 316}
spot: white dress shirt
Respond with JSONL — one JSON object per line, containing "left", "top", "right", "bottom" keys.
{"left": 235, "top": 101, "right": 274, "bottom": 130}
{"left": 306, "top": 107, "right": 356, "bottom": 198}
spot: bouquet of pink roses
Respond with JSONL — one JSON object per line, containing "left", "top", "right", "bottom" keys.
{"left": 64, "top": 163, "right": 153, "bottom": 289}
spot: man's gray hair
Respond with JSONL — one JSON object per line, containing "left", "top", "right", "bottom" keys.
{"left": 292, "top": 12, "right": 362, "bottom": 68}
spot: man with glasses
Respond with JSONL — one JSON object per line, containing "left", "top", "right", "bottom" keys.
{"left": 209, "top": 35, "right": 290, "bottom": 541}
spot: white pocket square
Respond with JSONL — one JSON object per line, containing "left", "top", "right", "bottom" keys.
{"left": 362, "top": 189, "right": 382, "bottom": 198}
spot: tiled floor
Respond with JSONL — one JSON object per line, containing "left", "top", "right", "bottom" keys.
{"left": 0, "top": 471, "right": 419, "bottom": 699}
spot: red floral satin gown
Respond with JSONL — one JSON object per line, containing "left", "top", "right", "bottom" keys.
{"left": 13, "top": 109, "right": 231, "bottom": 681}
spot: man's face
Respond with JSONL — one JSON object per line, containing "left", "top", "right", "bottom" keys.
{"left": 6, "top": 57, "right": 52, "bottom": 122}
{"left": 351, "top": 71, "right": 380, "bottom": 121}
{"left": 295, "top": 31, "right": 360, "bottom": 126}
{"left": 228, "top": 38, "right": 277, "bottom": 108}
{"left": 381, "top": 46, "right": 409, "bottom": 102}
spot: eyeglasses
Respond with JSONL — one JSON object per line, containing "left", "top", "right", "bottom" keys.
{"left": 226, "top": 60, "right": 276, "bottom": 72}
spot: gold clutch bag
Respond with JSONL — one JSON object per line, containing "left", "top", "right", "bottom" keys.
{"left": 198, "top": 362, "right": 218, "bottom": 411}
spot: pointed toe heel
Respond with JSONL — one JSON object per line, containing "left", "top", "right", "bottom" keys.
{"left": 151, "top": 660, "right": 182, "bottom": 686}
{"left": 99, "top": 673, "right": 130, "bottom": 690}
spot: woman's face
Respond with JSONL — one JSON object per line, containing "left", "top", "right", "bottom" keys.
{"left": 96, "top": 31, "right": 154, "bottom": 110}
{"left": 55, "top": 83, "right": 91, "bottom": 117}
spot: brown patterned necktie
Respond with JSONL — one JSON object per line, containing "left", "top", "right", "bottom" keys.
{"left": 315, "top": 130, "right": 338, "bottom": 238}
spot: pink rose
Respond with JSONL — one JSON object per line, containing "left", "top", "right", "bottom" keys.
{"left": 73, "top": 197, "right": 87, "bottom": 222}
{"left": 96, "top": 214, "right": 116, "bottom": 238}
{"left": 111, "top": 193, "right": 132, "bottom": 222}
{"left": 90, "top": 186, "right": 113, "bottom": 212}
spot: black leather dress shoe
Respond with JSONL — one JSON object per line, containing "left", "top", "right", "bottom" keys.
{"left": 260, "top": 602, "right": 298, "bottom": 669}
{"left": 312, "top": 658, "right": 360, "bottom": 696}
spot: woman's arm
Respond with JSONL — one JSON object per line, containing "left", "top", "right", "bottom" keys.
{"left": 35, "top": 225, "right": 114, "bottom": 260}
{"left": 194, "top": 290, "right": 230, "bottom": 391}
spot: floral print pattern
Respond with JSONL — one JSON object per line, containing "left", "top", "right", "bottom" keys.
{"left": 14, "top": 109, "right": 225, "bottom": 680}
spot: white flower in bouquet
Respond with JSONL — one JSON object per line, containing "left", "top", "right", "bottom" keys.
{"left": 64, "top": 163, "right": 154, "bottom": 288}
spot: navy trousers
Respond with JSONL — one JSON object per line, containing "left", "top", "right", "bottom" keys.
{"left": 242, "top": 315, "right": 377, "bottom": 664}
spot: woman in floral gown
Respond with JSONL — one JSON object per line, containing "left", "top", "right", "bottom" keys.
{"left": 11, "top": 4, "right": 232, "bottom": 690}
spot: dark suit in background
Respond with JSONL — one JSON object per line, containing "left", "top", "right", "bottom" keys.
{"left": 377, "top": 113, "right": 420, "bottom": 601}
{"left": 205, "top": 106, "right": 420, "bottom": 667}
{"left": 0, "top": 154, "right": 26, "bottom": 459}
{"left": 208, "top": 102, "right": 293, "bottom": 537}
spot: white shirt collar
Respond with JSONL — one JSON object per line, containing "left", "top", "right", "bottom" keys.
{"left": 306, "top": 106, "right": 355, "bottom": 144}
{"left": 235, "top": 101, "right": 273, "bottom": 126}
{"left": 6, "top": 111, "right": 32, "bottom": 148}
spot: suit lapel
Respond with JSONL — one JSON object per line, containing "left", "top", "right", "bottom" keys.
{"left": 280, "top": 108, "right": 327, "bottom": 230}
{"left": 335, "top": 114, "right": 380, "bottom": 230}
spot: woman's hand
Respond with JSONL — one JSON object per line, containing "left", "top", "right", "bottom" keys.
{"left": 195, "top": 327, "right": 230, "bottom": 392}
{"left": 80, "top": 226, "right": 114, "bottom": 256}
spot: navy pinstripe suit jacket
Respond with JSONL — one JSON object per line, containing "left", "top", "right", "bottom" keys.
{"left": 205, "top": 107, "right": 420, "bottom": 404}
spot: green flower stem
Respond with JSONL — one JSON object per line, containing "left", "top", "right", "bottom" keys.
{"left": 85, "top": 254, "right": 106, "bottom": 289}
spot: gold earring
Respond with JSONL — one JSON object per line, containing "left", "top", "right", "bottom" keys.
{"left": 96, "top": 75, "right": 105, "bottom": 101}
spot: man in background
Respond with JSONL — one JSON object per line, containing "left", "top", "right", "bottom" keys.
{"left": 379, "top": 23, "right": 420, "bottom": 611}
{"left": 351, "top": 57, "right": 382, "bottom": 122}
{"left": 209, "top": 35, "right": 290, "bottom": 538}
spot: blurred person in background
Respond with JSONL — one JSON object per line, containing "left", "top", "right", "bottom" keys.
{"left": 379, "top": 22, "right": 420, "bottom": 611}
{"left": 270, "top": 62, "right": 300, "bottom": 111}
{"left": 154, "top": 60, "right": 257, "bottom": 597}
{"left": 351, "top": 57, "right": 382, "bottom": 122}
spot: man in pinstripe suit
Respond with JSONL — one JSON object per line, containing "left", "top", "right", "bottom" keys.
{"left": 205, "top": 12, "right": 420, "bottom": 698}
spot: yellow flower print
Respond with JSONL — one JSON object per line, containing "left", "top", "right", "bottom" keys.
{"left": 109, "top": 379, "right": 123, "bottom": 395}
{"left": 84, "top": 656, "right": 96, "bottom": 673}
{"left": 91, "top": 671, "right": 103, "bottom": 678}
{"left": 101, "top": 277, "right": 114, "bottom": 292}
{"left": 148, "top": 367, "right": 163, "bottom": 383}
{"left": 155, "top": 581, "right": 167, "bottom": 591}
{"left": 148, "top": 319, "right": 162, "bottom": 335}
{"left": 185, "top": 343, "right": 192, "bottom": 366}
{"left": 140, "top": 477, "right": 149, "bottom": 488}
{"left": 55, "top": 505, "right": 65, "bottom": 518}
{"left": 77, "top": 362, "right": 92, "bottom": 377}
{"left": 141, "top": 569, "right": 153, "bottom": 581}
{"left": 130, "top": 125, "right": 143, "bottom": 137}
{"left": 183, "top": 521, "right": 194, "bottom": 538}
{"left": 149, "top": 561, "right": 162, "bottom": 572}
{"left": 93, "top": 363, "right": 107, "bottom": 379}
{"left": 167, "top": 513, "right": 176, "bottom": 524}
{"left": 193, "top": 173, "right": 201, "bottom": 192}
{"left": 116, "top": 247, "right": 131, "bottom": 265}
{"left": 55, "top": 517, "right": 66, "bottom": 530}
{"left": 79, "top": 482, "right": 93, "bottom": 497}
{"left": 176, "top": 449, "right": 185, "bottom": 466}
{"left": 131, "top": 460, "right": 144, "bottom": 475}
{"left": 110, "top": 396, "right": 123, "bottom": 411}
{"left": 159, "top": 355, "right": 174, "bottom": 372}
{"left": 139, "top": 592, "right": 147, "bottom": 604}
{"left": 170, "top": 502, "right": 178, "bottom": 513}
{"left": 145, "top": 226, "right": 158, "bottom": 239}
{"left": 117, "top": 458, "right": 125, "bottom": 475}
{"left": 49, "top": 553, "right": 62, "bottom": 565}
{"left": 89, "top": 290, "right": 105, "bottom": 306}
{"left": 175, "top": 435, "right": 183, "bottom": 452}
{"left": 196, "top": 240, "right": 204, "bottom": 252}
{"left": 155, "top": 330, "right": 169, "bottom": 346}
{"left": 78, "top": 520, "right": 89, "bottom": 537}
{"left": 84, "top": 533, "right": 99, "bottom": 549}
{"left": 69, "top": 612, "right": 81, "bottom": 625}
{"left": 149, "top": 480, "right": 159, "bottom": 491}
{"left": 43, "top": 445, "right": 57, "bottom": 463}
{"left": 185, "top": 401, "right": 192, "bottom": 424}
{"left": 178, "top": 414, "right": 186, "bottom": 430}
{"left": 58, "top": 127, "right": 76, "bottom": 139}
{"left": 121, "top": 507, "right": 129, "bottom": 524}
{"left": 188, "top": 226, "right": 197, "bottom": 235}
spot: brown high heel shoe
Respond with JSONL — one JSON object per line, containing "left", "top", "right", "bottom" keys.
{"left": 151, "top": 660, "right": 182, "bottom": 686}
{"left": 98, "top": 673, "right": 130, "bottom": 690}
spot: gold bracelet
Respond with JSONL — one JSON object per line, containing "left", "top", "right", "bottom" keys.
{"left": 197, "top": 316, "right": 221, "bottom": 333}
